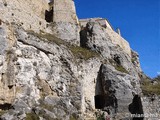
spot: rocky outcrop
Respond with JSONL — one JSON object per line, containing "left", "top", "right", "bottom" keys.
{"left": 95, "top": 64, "right": 142, "bottom": 119}
{"left": 0, "top": 25, "right": 83, "bottom": 119}
{"left": 80, "top": 19, "right": 141, "bottom": 78}
{"left": 79, "top": 19, "right": 131, "bottom": 57}
{"left": 49, "top": 22, "right": 80, "bottom": 45}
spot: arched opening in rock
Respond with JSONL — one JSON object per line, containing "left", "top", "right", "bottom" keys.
{"left": 129, "top": 95, "right": 144, "bottom": 120}
{"left": 45, "top": 7, "right": 53, "bottom": 23}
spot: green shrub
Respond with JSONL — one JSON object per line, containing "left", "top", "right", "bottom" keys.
{"left": 69, "top": 46, "right": 99, "bottom": 60}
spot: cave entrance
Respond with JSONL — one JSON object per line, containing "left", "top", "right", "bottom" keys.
{"left": 129, "top": 95, "right": 144, "bottom": 120}
{"left": 95, "top": 95, "right": 105, "bottom": 109}
{"left": 45, "top": 7, "right": 53, "bottom": 23}
{"left": 95, "top": 65, "right": 105, "bottom": 109}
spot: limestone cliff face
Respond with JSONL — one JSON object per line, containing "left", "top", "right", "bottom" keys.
{"left": 0, "top": 0, "right": 157, "bottom": 120}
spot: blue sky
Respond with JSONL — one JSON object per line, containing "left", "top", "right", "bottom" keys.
{"left": 75, "top": 0, "right": 160, "bottom": 78}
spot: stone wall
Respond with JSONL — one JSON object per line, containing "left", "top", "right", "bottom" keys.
{"left": 53, "top": 0, "right": 78, "bottom": 24}
{"left": 79, "top": 18, "right": 113, "bottom": 30}
{"left": 105, "top": 27, "right": 131, "bottom": 57}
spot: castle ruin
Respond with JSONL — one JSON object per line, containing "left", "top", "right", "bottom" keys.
{"left": 46, "top": 0, "right": 78, "bottom": 24}
{"left": 79, "top": 18, "right": 113, "bottom": 30}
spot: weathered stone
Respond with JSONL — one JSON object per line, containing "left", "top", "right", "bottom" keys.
{"left": 80, "top": 19, "right": 131, "bottom": 57}
{"left": 12, "top": 99, "right": 31, "bottom": 112}
{"left": 95, "top": 64, "right": 141, "bottom": 117}
{"left": 50, "top": 22, "right": 80, "bottom": 45}
{"left": 0, "top": 27, "right": 7, "bottom": 55}
{"left": 80, "top": 19, "right": 111, "bottom": 58}
{"left": 131, "top": 50, "right": 142, "bottom": 72}
{"left": 52, "top": 0, "right": 78, "bottom": 24}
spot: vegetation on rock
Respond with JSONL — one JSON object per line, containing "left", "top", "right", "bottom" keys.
{"left": 69, "top": 46, "right": 100, "bottom": 60}
{"left": 27, "top": 30, "right": 67, "bottom": 45}
{"left": 95, "top": 112, "right": 105, "bottom": 120}
{"left": 141, "top": 75, "right": 160, "bottom": 95}
{"left": 114, "top": 65, "right": 129, "bottom": 74}
{"left": 26, "top": 112, "right": 39, "bottom": 120}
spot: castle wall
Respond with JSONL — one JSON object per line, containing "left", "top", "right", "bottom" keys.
{"left": 105, "top": 27, "right": 131, "bottom": 57}
{"left": 79, "top": 18, "right": 113, "bottom": 30}
{"left": 53, "top": 0, "right": 78, "bottom": 24}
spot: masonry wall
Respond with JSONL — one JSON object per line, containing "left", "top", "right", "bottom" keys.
{"left": 53, "top": 0, "right": 78, "bottom": 24}
{"left": 79, "top": 18, "right": 113, "bottom": 30}
{"left": 105, "top": 27, "right": 131, "bottom": 57}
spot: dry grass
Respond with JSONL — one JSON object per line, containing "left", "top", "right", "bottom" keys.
{"left": 69, "top": 46, "right": 99, "bottom": 60}
{"left": 26, "top": 112, "right": 39, "bottom": 120}
{"left": 27, "top": 30, "right": 67, "bottom": 46}
{"left": 114, "top": 65, "right": 129, "bottom": 74}
{"left": 141, "top": 79, "right": 160, "bottom": 95}
{"left": 27, "top": 30, "right": 100, "bottom": 60}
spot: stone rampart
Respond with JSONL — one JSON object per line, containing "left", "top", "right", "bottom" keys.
{"left": 79, "top": 18, "right": 113, "bottom": 29}
{"left": 53, "top": 0, "right": 78, "bottom": 24}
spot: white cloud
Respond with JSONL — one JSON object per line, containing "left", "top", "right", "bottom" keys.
{"left": 157, "top": 72, "right": 160, "bottom": 75}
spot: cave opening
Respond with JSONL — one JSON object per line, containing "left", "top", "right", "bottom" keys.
{"left": 129, "top": 95, "right": 144, "bottom": 120}
{"left": 45, "top": 7, "right": 53, "bottom": 23}
{"left": 95, "top": 95, "right": 105, "bottom": 109}
{"left": 94, "top": 65, "right": 118, "bottom": 113}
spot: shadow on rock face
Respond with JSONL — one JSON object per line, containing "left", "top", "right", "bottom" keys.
{"left": 94, "top": 64, "right": 118, "bottom": 114}
{"left": 129, "top": 95, "right": 144, "bottom": 120}
{"left": 0, "top": 103, "right": 12, "bottom": 110}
